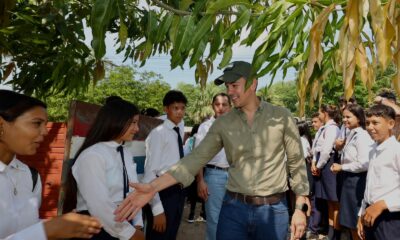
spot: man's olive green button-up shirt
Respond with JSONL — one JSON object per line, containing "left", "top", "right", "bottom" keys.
{"left": 168, "top": 101, "right": 309, "bottom": 196}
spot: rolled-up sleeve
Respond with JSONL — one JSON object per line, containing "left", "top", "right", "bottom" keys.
{"left": 284, "top": 111, "right": 309, "bottom": 196}
{"left": 168, "top": 120, "right": 223, "bottom": 187}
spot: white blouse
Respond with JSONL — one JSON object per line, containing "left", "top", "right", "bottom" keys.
{"left": 314, "top": 120, "right": 340, "bottom": 169}
{"left": 300, "top": 136, "right": 311, "bottom": 160}
{"left": 340, "top": 127, "right": 374, "bottom": 173}
{"left": 0, "top": 157, "right": 46, "bottom": 240}
{"left": 142, "top": 118, "right": 184, "bottom": 216}
{"left": 73, "top": 141, "right": 143, "bottom": 240}
{"left": 360, "top": 136, "right": 400, "bottom": 215}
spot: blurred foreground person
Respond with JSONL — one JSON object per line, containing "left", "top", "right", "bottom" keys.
{"left": 0, "top": 90, "right": 101, "bottom": 240}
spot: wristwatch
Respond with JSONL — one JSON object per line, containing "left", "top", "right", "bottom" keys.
{"left": 295, "top": 203, "right": 308, "bottom": 213}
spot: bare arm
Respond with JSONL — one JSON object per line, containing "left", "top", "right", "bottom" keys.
{"left": 114, "top": 173, "right": 177, "bottom": 222}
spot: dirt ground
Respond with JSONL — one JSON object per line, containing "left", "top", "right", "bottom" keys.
{"left": 177, "top": 202, "right": 206, "bottom": 240}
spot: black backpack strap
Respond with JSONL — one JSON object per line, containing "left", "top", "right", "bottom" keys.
{"left": 28, "top": 166, "right": 39, "bottom": 192}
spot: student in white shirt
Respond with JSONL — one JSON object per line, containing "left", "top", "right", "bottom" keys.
{"left": 0, "top": 90, "right": 101, "bottom": 240}
{"left": 330, "top": 104, "right": 373, "bottom": 240}
{"left": 195, "top": 93, "right": 231, "bottom": 240}
{"left": 357, "top": 104, "right": 400, "bottom": 240}
{"left": 63, "top": 97, "right": 144, "bottom": 240}
{"left": 141, "top": 90, "right": 188, "bottom": 240}
{"left": 311, "top": 104, "right": 341, "bottom": 240}
{"left": 335, "top": 95, "right": 356, "bottom": 152}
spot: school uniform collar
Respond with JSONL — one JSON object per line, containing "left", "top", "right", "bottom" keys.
{"left": 351, "top": 127, "right": 363, "bottom": 135}
{"left": 103, "top": 141, "right": 123, "bottom": 148}
{"left": 376, "top": 136, "right": 397, "bottom": 152}
{"left": 164, "top": 118, "right": 182, "bottom": 131}
{"left": 324, "top": 119, "right": 336, "bottom": 126}
{"left": 0, "top": 156, "right": 28, "bottom": 173}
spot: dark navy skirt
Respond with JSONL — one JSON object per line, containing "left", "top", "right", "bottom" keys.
{"left": 314, "top": 151, "right": 340, "bottom": 202}
{"left": 339, "top": 171, "right": 367, "bottom": 229}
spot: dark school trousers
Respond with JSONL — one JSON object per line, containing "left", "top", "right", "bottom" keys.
{"left": 146, "top": 184, "right": 186, "bottom": 240}
{"left": 364, "top": 210, "right": 400, "bottom": 240}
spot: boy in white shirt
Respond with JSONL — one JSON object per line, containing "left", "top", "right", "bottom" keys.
{"left": 142, "top": 90, "right": 188, "bottom": 240}
{"left": 357, "top": 104, "right": 400, "bottom": 240}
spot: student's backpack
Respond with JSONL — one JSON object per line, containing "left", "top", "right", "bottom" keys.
{"left": 28, "top": 166, "right": 39, "bottom": 192}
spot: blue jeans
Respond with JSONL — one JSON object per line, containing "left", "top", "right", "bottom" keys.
{"left": 216, "top": 193, "right": 289, "bottom": 240}
{"left": 204, "top": 168, "right": 228, "bottom": 240}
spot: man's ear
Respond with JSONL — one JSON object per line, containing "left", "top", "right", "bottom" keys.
{"left": 250, "top": 78, "right": 258, "bottom": 92}
{"left": 245, "top": 78, "right": 257, "bottom": 91}
{"left": 388, "top": 118, "right": 395, "bottom": 130}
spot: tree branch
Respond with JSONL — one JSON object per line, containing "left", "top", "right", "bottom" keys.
{"left": 150, "top": 0, "right": 253, "bottom": 16}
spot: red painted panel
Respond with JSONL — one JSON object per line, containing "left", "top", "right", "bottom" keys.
{"left": 18, "top": 122, "right": 66, "bottom": 219}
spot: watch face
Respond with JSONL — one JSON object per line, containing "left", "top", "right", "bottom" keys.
{"left": 302, "top": 204, "right": 308, "bottom": 212}
{"left": 296, "top": 203, "right": 308, "bottom": 212}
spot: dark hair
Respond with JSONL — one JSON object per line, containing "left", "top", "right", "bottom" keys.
{"left": 320, "top": 104, "right": 340, "bottom": 123}
{"left": 141, "top": 108, "right": 160, "bottom": 117}
{"left": 163, "top": 90, "right": 187, "bottom": 106}
{"left": 366, "top": 104, "right": 396, "bottom": 120}
{"left": 63, "top": 99, "right": 140, "bottom": 213}
{"left": 212, "top": 93, "right": 231, "bottom": 106}
{"left": 297, "top": 121, "right": 312, "bottom": 146}
{"left": 343, "top": 104, "right": 366, "bottom": 129}
{"left": 0, "top": 90, "right": 46, "bottom": 122}
{"left": 104, "top": 95, "right": 123, "bottom": 104}
{"left": 338, "top": 95, "right": 357, "bottom": 105}
{"left": 311, "top": 112, "right": 320, "bottom": 119}
{"left": 378, "top": 90, "right": 397, "bottom": 102}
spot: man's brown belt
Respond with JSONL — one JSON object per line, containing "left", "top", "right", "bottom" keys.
{"left": 226, "top": 190, "right": 284, "bottom": 206}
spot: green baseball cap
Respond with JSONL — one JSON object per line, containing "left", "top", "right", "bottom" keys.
{"left": 214, "top": 61, "right": 253, "bottom": 85}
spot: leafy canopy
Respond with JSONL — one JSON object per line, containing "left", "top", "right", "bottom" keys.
{"left": 1, "top": 0, "right": 400, "bottom": 116}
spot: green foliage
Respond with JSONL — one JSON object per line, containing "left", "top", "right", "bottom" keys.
{"left": 177, "top": 82, "right": 224, "bottom": 125}
{"left": 259, "top": 64, "right": 394, "bottom": 117}
{"left": 258, "top": 81, "right": 298, "bottom": 113}
{"left": 0, "top": 1, "right": 94, "bottom": 96}
{"left": 42, "top": 66, "right": 170, "bottom": 122}
{"left": 0, "top": 0, "right": 397, "bottom": 109}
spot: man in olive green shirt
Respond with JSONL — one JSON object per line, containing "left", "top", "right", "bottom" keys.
{"left": 115, "top": 61, "right": 310, "bottom": 240}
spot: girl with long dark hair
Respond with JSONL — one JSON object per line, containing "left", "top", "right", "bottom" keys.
{"left": 63, "top": 97, "right": 144, "bottom": 240}
{"left": 330, "top": 104, "right": 373, "bottom": 240}
{"left": 0, "top": 90, "right": 101, "bottom": 239}
{"left": 311, "top": 104, "right": 341, "bottom": 240}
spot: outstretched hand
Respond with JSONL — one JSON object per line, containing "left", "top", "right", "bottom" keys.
{"left": 114, "top": 182, "right": 156, "bottom": 222}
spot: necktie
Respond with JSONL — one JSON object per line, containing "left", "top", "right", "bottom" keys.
{"left": 313, "top": 127, "right": 325, "bottom": 149}
{"left": 173, "top": 126, "right": 184, "bottom": 158}
{"left": 116, "top": 144, "right": 129, "bottom": 199}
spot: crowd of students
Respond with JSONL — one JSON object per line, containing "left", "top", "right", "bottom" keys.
{"left": 297, "top": 93, "right": 400, "bottom": 240}
{"left": 1, "top": 61, "right": 400, "bottom": 240}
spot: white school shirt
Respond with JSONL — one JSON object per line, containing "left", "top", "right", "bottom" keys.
{"left": 311, "top": 127, "right": 324, "bottom": 162}
{"left": 0, "top": 157, "right": 46, "bottom": 240}
{"left": 359, "top": 136, "right": 400, "bottom": 216}
{"left": 315, "top": 120, "right": 340, "bottom": 169}
{"left": 340, "top": 127, "right": 374, "bottom": 173}
{"left": 300, "top": 136, "right": 311, "bottom": 159}
{"left": 195, "top": 117, "right": 229, "bottom": 168}
{"left": 142, "top": 118, "right": 184, "bottom": 215}
{"left": 73, "top": 141, "right": 143, "bottom": 240}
